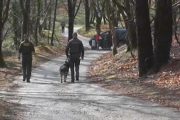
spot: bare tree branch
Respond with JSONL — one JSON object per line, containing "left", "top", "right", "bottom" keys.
{"left": 2, "top": 0, "right": 10, "bottom": 25}
{"left": 62, "top": 0, "right": 68, "bottom": 12}
{"left": 74, "top": 0, "right": 82, "bottom": 18}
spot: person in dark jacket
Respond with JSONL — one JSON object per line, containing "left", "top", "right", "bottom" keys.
{"left": 61, "top": 21, "right": 65, "bottom": 33}
{"left": 66, "top": 32, "right": 84, "bottom": 82}
{"left": 19, "top": 34, "right": 36, "bottom": 82}
{"left": 106, "top": 31, "right": 112, "bottom": 50}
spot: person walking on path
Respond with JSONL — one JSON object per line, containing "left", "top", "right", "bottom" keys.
{"left": 18, "top": 34, "right": 36, "bottom": 82}
{"left": 66, "top": 32, "right": 84, "bottom": 82}
{"left": 61, "top": 21, "right": 65, "bottom": 33}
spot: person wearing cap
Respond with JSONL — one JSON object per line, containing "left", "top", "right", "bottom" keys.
{"left": 66, "top": 32, "right": 84, "bottom": 82}
{"left": 18, "top": 34, "right": 36, "bottom": 82}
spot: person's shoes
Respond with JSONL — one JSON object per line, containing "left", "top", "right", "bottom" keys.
{"left": 27, "top": 80, "right": 30, "bottom": 83}
{"left": 76, "top": 78, "right": 79, "bottom": 81}
{"left": 23, "top": 76, "right": 26, "bottom": 81}
{"left": 71, "top": 80, "right": 74, "bottom": 83}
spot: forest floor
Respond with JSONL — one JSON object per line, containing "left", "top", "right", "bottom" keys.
{"left": 88, "top": 39, "right": 180, "bottom": 111}
{"left": 0, "top": 36, "right": 67, "bottom": 117}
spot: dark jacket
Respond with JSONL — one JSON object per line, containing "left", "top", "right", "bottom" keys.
{"left": 66, "top": 38, "right": 84, "bottom": 59}
{"left": 106, "top": 33, "right": 112, "bottom": 41}
{"left": 19, "top": 40, "right": 35, "bottom": 56}
{"left": 106, "top": 33, "right": 112, "bottom": 47}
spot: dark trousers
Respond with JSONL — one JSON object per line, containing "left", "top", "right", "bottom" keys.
{"left": 69, "top": 55, "right": 80, "bottom": 82}
{"left": 103, "top": 40, "right": 107, "bottom": 49}
{"left": 62, "top": 26, "right": 65, "bottom": 33}
{"left": 22, "top": 55, "right": 32, "bottom": 81}
{"left": 96, "top": 41, "right": 99, "bottom": 50}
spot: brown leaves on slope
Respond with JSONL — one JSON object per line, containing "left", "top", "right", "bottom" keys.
{"left": 150, "top": 41, "right": 180, "bottom": 89}
{"left": 152, "top": 60, "right": 180, "bottom": 88}
{"left": 155, "top": 71, "right": 180, "bottom": 86}
{"left": 89, "top": 39, "right": 180, "bottom": 88}
{"left": 88, "top": 39, "right": 180, "bottom": 110}
{"left": 89, "top": 45, "right": 139, "bottom": 78}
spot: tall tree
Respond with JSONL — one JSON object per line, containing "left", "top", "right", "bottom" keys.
{"left": 84, "top": 0, "right": 90, "bottom": 31}
{"left": 153, "top": 0, "right": 172, "bottom": 72}
{"left": 113, "top": 0, "right": 137, "bottom": 50}
{"left": 124, "top": 0, "right": 137, "bottom": 49}
{"left": 48, "top": 0, "right": 53, "bottom": 45}
{"left": 135, "top": 0, "right": 153, "bottom": 77}
{"left": 35, "top": 0, "right": 41, "bottom": 46}
{"left": 51, "top": 0, "right": 58, "bottom": 46}
{"left": 108, "top": 0, "right": 118, "bottom": 55}
{"left": 0, "top": 0, "right": 11, "bottom": 67}
{"left": 20, "top": 0, "right": 30, "bottom": 35}
{"left": 68, "top": 0, "right": 82, "bottom": 40}
{"left": 44, "top": 0, "right": 48, "bottom": 29}
{"left": 92, "top": 0, "right": 105, "bottom": 31}
{"left": 12, "top": 0, "right": 22, "bottom": 50}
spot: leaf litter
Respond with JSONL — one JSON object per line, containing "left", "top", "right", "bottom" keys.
{"left": 88, "top": 40, "right": 180, "bottom": 110}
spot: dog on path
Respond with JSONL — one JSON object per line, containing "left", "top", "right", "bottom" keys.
{"left": 59, "top": 59, "right": 70, "bottom": 83}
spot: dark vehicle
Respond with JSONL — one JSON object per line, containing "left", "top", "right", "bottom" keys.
{"left": 89, "top": 27, "right": 127, "bottom": 49}
{"left": 114, "top": 27, "right": 127, "bottom": 46}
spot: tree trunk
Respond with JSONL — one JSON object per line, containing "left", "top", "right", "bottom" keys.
{"left": 109, "top": 0, "right": 117, "bottom": 55}
{"left": 149, "top": 0, "right": 152, "bottom": 5}
{"left": 12, "top": 1, "right": 20, "bottom": 50}
{"left": 0, "top": 30, "right": 6, "bottom": 68}
{"left": 44, "top": 0, "right": 48, "bottom": 29}
{"left": 153, "top": 0, "right": 172, "bottom": 72}
{"left": 68, "top": 0, "right": 79, "bottom": 41}
{"left": 48, "top": 0, "right": 52, "bottom": 45}
{"left": 35, "top": 20, "right": 39, "bottom": 46}
{"left": 68, "top": 0, "right": 74, "bottom": 40}
{"left": 127, "top": 22, "right": 137, "bottom": 49}
{"left": 113, "top": 7, "right": 118, "bottom": 27}
{"left": 22, "top": 13, "right": 28, "bottom": 35}
{"left": 51, "top": 0, "right": 58, "bottom": 46}
{"left": 103, "top": 14, "right": 107, "bottom": 24}
{"left": 90, "top": 10, "right": 95, "bottom": 25}
{"left": 0, "top": 4, "right": 5, "bottom": 66}
{"left": 0, "top": 0, "right": 10, "bottom": 67}
{"left": 38, "top": 0, "right": 42, "bottom": 36}
{"left": 21, "top": 0, "right": 30, "bottom": 35}
{"left": 93, "top": 0, "right": 104, "bottom": 32}
{"left": 135, "top": 0, "right": 153, "bottom": 77}
{"left": 0, "top": 42, "right": 6, "bottom": 67}
{"left": 112, "top": 0, "right": 137, "bottom": 50}
{"left": 85, "top": 0, "right": 90, "bottom": 31}
{"left": 96, "top": 17, "right": 101, "bottom": 32}
{"left": 125, "top": 0, "right": 137, "bottom": 49}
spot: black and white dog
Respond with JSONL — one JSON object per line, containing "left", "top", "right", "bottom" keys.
{"left": 59, "top": 59, "right": 70, "bottom": 83}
